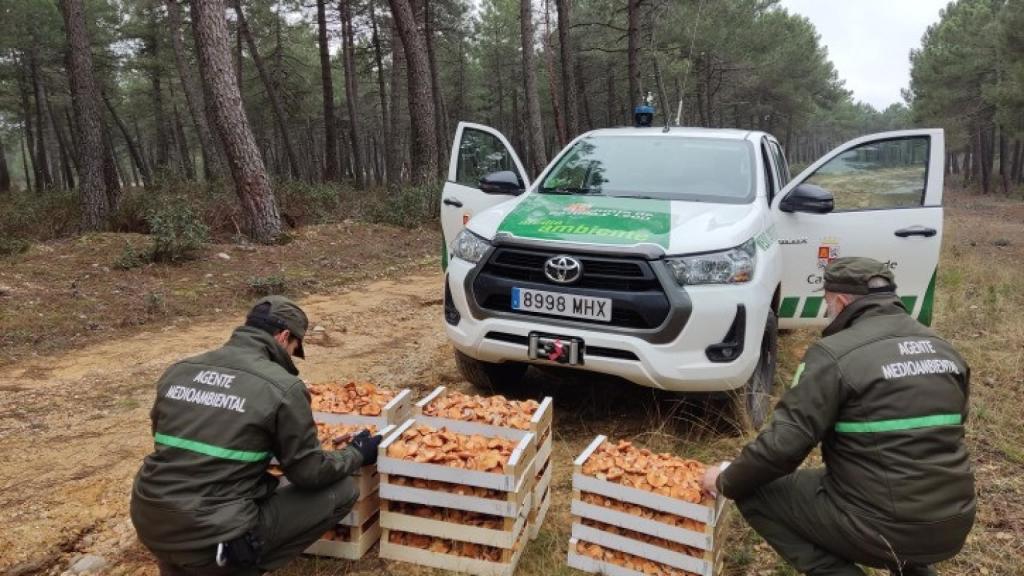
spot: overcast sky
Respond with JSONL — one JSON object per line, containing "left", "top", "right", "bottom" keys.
{"left": 779, "top": 0, "right": 948, "bottom": 111}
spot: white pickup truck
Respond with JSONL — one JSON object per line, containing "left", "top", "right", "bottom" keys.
{"left": 440, "top": 123, "right": 944, "bottom": 428}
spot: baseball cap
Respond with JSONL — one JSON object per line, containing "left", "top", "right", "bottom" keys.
{"left": 821, "top": 257, "right": 896, "bottom": 295}
{"left": 246, "top": 296, "right": 309, "bottom": 358}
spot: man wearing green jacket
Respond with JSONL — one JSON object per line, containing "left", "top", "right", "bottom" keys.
{"left": 131, "top": 296, "right": 383, "bottom": 575}
{"left": 704, "top": 258, "right": 975, "bottom": 576}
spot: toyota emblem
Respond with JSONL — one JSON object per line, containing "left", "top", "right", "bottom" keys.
{"left": 544, "top": 255, "right": 583, "bottom": 284}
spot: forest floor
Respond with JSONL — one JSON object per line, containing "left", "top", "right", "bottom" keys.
{"left": 0, "top": 193, "right": 1021, "bottom": 576}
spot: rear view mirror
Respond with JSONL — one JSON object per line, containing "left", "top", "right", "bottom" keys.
{"left": 479, "top": 171, "right": 525, "bottom": 195}
{"left": 780, "top": 183, "right": 834, "bottom": 214}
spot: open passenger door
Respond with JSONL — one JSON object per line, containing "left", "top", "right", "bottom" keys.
{"left": 440, "top": 122, "right": 529, "bottom": 268}
{"left": 774, "top": 129, "right": 945, "bottom": 328}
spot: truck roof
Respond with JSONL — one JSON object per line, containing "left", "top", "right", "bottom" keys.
{"left": 582, "top": 126, "right": 768, "bottom": 141}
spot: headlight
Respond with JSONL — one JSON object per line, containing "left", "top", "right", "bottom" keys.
{"left": 451, "top": 229, "right": 491, "bottom": 263}
{"left": 665, "top": 239, "right": 756, "bottom": 285}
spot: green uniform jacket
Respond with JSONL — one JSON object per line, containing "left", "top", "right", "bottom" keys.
{"left": 718, "top": 294, "right": 975, "bottom": 563}
{"left": 130, "top": 326, "right": 363, "bottom": 553}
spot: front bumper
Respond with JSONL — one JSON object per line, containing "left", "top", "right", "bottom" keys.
{"left": 444, "top": 256, "right": 773, "bottom": 393}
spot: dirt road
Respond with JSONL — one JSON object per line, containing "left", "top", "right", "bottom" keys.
{"left": 0, "top": 271, "right": 454, "bottom": 576}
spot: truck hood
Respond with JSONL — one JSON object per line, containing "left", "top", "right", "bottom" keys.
{"left": 469, "top": 193, "right": 762, "bottom": 256}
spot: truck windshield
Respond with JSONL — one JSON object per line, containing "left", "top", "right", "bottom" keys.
{"left": 540, "top": 136, "right": 756, "bottom": 203}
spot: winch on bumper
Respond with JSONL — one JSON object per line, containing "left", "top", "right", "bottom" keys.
{"left": 443, "top": 248, "right": 774, "bottom": 393}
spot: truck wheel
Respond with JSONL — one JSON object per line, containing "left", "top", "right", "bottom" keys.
{"left": 455, "top": 351, "right": 528, "bottom": 392}
{"left": 731, "top": 310, "right": 779, "bottom": 431}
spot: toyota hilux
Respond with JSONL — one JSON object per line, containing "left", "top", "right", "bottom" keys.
{"left": 440, "top": 123, "right": 945, "bottom": 427}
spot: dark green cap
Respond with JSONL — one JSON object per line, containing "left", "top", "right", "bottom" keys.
{"left": 823, "top": 257, "right": 896, "bottom": 295}
{"left": 246, "top": 296, "right": 309, "bottom": 358}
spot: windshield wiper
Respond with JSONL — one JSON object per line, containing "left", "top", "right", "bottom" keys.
{"left": 539, "top": 186, "right": 599, "bottom": 195}
{"left": 606, "top": 194, "right": 659, "bottom": 200}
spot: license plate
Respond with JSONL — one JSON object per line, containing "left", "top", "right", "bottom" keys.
{"left": 511, "top": 287, "right": 612, "bottom": 322}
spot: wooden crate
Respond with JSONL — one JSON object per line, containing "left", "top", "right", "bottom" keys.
{"left": 380, "top": 528, "right": 528, "bottom": 576}
{"left": 567, "top": 435, "right": 729, "bottom": 576}
{"left": 304, "top": 511, "right": 381, "bottom": 560}
{"left": 313, "top": 387, "right": 413, "bottom": 429}
{"left": 568, "top": 537, "right": 724, "bottom": 576}
{"left": 415, "top": 386, "right": 554, "bottom": 534}
{"left": 376, "top": 419, "right": 536, "bottom": 575}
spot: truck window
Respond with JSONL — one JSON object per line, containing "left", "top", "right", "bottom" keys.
{"left": 761, "top": 142, "right": 777, "bottom": 203}
{"left": 540, "top": 136, "right": 755, "bottom": 204}
{"left": 804, "top": 136, "right": 929, "bottom": 211}
{"left": 770, "top": 141, "right": 790, "bottom": 186}
{"left": 456, "top": 128, "right": 518, "bottom": 188}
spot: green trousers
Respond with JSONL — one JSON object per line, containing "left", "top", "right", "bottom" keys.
{"left": 735, "top": 469, "right": 936, "bottom": 576}
{"left": 154, "top": 475, "right": 359, "bottom": 576}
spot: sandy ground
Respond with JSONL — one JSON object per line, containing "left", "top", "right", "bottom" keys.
{"left": 0, "top": 272, "right": 452, "bottom": 576}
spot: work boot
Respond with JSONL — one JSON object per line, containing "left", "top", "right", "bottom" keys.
{"left": 890, "top": 564, "right": 936, "bottom": 576}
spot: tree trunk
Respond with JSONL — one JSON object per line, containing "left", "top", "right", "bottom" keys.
{"left": 424, "top": 0, "right": 449, "bottom": 176}
{"left": 316, "top": 0, "right": 339, "bottom": 182}
{"left": 21, "top": 133, "right": 33, "bottom": 192}
{"left": 103, "top": 93, "right": 152, "bottom": 187}
{"left": 233, "top": 1, "right": 302, "bottom": 181}
{"left": 173, "top": 104, "right": 196, "bottom": 180}
{"left": 555, "top": 0, "right": 579, "bottom": 138}
{"left": 60, "top": 0, "right": 110, "bottom": 230}
{"left": 388, "top": 0, "right": 438, "bottom": 185}
{"left": 102, "top": 122, "right": 122, "bottom": 206}
{"left": 998, "top": 125, "right": 1010, "bottom": 195}
{"left": 521, "top": 0, "right": 546, "bottom": 176}
{"left": 627, "top": 0, "right": 640, "bottom": 107}
{"left": 370, "top": 3, "right": 391, "bottom": 187}
{"left": 166, "top": 0, "right": 224, "bottom": 181}
{"left": 29, "top": 53, "right": 53, "bottom": 191}
{"left": 191, "top": 0, "right": 281, "bottom": 243}
{"left": 543, "top": 0, "right": 566, "bottom": 146}
{"left": 977, "top": 126, "right": 990, "bottom": 193}
{"left": 48, "top": 100, "right": 76, "bottom": 189}
{"left": 0, "top": 144, "right": 10, "bottom": 192}
{"left": 339, "top": 0, "right": 366, "bottom": 188}
{"left": 1011, "top": 138, "right": 1023, "bottom": 184}
{"left": 388, "top": 20, "right": 405, "bottom": 185}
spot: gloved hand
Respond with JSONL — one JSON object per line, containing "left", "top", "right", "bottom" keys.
{"left": 350, "top": 429, "right": 383, "bottom": 466}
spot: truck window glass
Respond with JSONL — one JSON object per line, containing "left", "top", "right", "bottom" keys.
{"left": 456, "top": 128, "right": 517, "bottom": 188}
{"left": 805, "top": 137, "right": 929, "bottom": 211}
{"left": 540, "top": 136, "right": 755, "bottom": 204}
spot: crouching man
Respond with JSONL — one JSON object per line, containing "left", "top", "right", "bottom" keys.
{"left": 704, "top": 258, "right": 976, "bottom": 575}
{"left": 130, "top": 296, "right": 382, "bottom": 575}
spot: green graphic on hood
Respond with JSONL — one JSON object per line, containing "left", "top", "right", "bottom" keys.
{"left": 497, "top": 194, "right": 672, "bottom": 248}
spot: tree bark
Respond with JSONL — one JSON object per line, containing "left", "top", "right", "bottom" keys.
{"left": 166, "top": 0, "right": 224, "bottom": 181}
{"left": 627, "top": 0, "right": 641, "bottom": 107}
{"left": 339, "top": 0, "right": 366, "bottom": 187}
{"left": 555, "top": 0, "right": 579, "bottom": 138}
{"left": 103, "top": 93, "right": 152, "bottom": 188}
{"left": 388, "top": 20, "right": 405, "bottom": 185}
{"left": 29, "top": 52, "right": 53, "bottom": 191}
{"left": 388, "top": 0, "right": 438, "bottom": 185}
{"left": 173, "top": 104, "right": 196, "bottom": 180}
{"left": 21, "top": 133, "right": 33, "bottom": 192}
{"left": 60, "top": 0, "right": 110, "bottom": 230}
{"left": 0, "top": 144, "right": 10, "bottom": 192}
{"left": 191, "top": 0, "right": 281, "bottom": 243}
{"left": 316, "top": 0, "right": 340, "bottom": 181}
{"left": 998, "top": 125, "right": 1010, "bottom": 195}
{"left": 48, "top": 100, "right": 76, "bottom": 189}
{"left": 370, "top": 3, "right": 391, "bottom": 186}
{"left": 233, "top": 1, "right": 303, "bottom": 181}
{"left": 1011, "top": 138, "right": 1023, "bottom": 184}
{"left": 521, "top": 0, "right": 546, "bottom": 176}
{"left": 543, "top": 0, "right": 566, "bottom": 146}
{"left": 424, "top": 0, "right": 449, "bottom": 175}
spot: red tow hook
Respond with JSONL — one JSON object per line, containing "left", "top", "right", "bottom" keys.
{"left": 547, "top": 339, "right": 565, "bottom": 361}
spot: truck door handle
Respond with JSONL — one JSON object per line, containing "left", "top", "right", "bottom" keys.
{"left": 443, "top": 197, "right": 463, "bottom": 208}
{"left": 894, "top": 226, "right": 937, "bottom": 238}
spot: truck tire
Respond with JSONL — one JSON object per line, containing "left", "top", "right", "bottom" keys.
{"left": 455, "top": 350, "right": 528, "bottom": 392}
{"left": 731, "top": 310, "right": 779, "bottom": 431}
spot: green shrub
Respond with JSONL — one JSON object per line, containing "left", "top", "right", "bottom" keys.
{"left": 365, "top": 182, "right": 441, "bottom": 228}
{"left": 247, "top": 274, "right": 289, "bottom": 296}
{"left": 113, "top": 241, "right": 148, "bottom": 270}
{"left": 147, "top": 201, "right": 209, "bottom": 263}
{"left": 277, "top": 180, "right": 345, "bottom": 226}
{"left": 0, "top": 237, "right": 30, "bottom": 257}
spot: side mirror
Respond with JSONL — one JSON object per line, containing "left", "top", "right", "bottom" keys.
{"left": 780, "top": 183, "right": 834, "bottom": 214}
{"left": 479, "top": 171, "right": 524, "bottom": 195}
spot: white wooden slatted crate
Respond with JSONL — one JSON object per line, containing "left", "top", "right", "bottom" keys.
{"left": 414, "top": 386, "right": 554, "bottom": 539}
{"left": 567, "top": 435, "right": 731, "bottom": 576}
{"left": 377, "top": 419, "right": 537, "bottom": 576}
